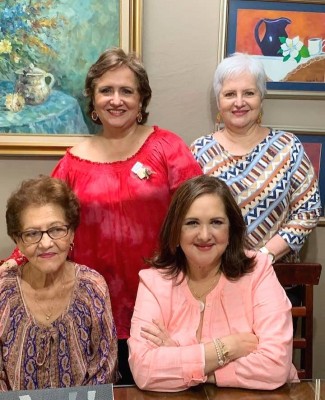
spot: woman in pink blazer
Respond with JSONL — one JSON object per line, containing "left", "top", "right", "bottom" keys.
{"left": 128, "top": 175, "right": 298, "bottom": 392}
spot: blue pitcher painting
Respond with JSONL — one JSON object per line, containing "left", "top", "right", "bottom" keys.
{"left": 254, "top": 17, "right": 291, "bottom": 56}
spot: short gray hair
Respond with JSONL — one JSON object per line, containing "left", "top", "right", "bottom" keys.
{"left": 213, "top": 53, "right": 267, "bottom": 107}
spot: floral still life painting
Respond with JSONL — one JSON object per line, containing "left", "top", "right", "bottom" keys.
{"left": 0, "top": 0, "right": 120, "bottom": 134}
{"left": 226, "top": 0, "right": 325, "bottom": 94}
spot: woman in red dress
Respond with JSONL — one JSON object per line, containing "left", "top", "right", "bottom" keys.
{"left": 4, "top": 48, "right": 202, "bottom": 384}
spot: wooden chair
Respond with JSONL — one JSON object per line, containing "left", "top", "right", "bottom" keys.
{"left": 273, "top": 262, "right": 322, "bottom": 379}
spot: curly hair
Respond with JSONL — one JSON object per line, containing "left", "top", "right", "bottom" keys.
{"left": 6, "top": 175, "right": 80, "bottom": 240}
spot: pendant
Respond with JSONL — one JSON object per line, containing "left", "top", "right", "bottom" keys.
{"left": 46, "top": 315, "right": 50, "bottom": 320}
{"left": 199, "top": 300, "right": 205, "bottom": 312}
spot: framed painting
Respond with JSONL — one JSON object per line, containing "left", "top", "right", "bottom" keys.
{"left": 218, "top": 0, "right": 325, "bottom": 99}
{"left": 290, "top": 128, "right": 325, "bottom": 225}
{"left": 0, "top": 0, "right": 143, "bottom": 156}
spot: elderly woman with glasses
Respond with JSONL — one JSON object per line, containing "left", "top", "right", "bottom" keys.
{"left": 0, "top": 175, "right": 118, "bottom": 391}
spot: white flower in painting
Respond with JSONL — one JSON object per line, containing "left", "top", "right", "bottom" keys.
{"left": 280, "top": 36, "right": 303, "bottom": 59}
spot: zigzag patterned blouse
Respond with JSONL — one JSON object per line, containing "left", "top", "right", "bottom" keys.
{"left": 191, "top": 129, "right": 321, "bottom": 261}
{"left": 0, "top": 263, "right": 118, "bottom": 391}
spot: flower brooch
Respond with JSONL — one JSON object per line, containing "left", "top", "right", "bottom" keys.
{"left": 131, "top": 161, "right": 154, "bottom": 180}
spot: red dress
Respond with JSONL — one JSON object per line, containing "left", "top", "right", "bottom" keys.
{"left": 51, "top": 126, "right": 202, "bottom": 338}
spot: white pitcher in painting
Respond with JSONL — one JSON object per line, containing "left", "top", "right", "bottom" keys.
{"left": 15, "top": 64, "right": 55, "bottom": 105}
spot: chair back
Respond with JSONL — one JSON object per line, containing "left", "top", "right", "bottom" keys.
{"left": 273, "top": 262, "right": 322, "bottom": 379}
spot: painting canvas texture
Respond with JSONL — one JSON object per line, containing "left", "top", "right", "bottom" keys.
{"left": 0, "top": 0, "right": 120, "bottom": 135}
{"left": 227, "top": 0, "right": 325, "bottom": 92}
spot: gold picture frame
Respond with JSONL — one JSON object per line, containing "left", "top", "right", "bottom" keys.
{"left": 218, "top": 0, "right": 325, "bottom": 100}
{"left": 0, "top": 0, "right": 143, "bottom": 156}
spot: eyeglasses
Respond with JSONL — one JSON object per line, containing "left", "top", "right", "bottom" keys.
{"left": 17, "top": 225, "right": 70, "bottom": 244}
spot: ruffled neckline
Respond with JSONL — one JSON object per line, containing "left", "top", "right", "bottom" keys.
{"left": 66, "top": 125, "right": 159, "bottom": 166}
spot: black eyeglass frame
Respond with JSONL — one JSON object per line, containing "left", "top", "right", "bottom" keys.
{"left": 17, "top": 225, "right": 71, "bottom": 244}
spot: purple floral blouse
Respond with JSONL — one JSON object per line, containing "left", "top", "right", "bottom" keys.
{"left": 0, "top": 263, "right": 118, "bottom": 391}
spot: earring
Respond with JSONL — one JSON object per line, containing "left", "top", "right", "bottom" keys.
{"left": 257, "top": 111, "right": 262, "bottom": 125}
{"left": 69, "top": 242, "right": 74, "bottom": 252}
{"left": 137, "top": 110, "right": 143, "bottom": 124}
{"left": 215, "top": 112, "right": 222, "bottom": 132}
{"left": 91, "top": 110, "right": 98, "bottom": 121}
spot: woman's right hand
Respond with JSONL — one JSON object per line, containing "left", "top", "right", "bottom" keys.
{"left": 221, "top": 332, "right": 258, "bottom": 361}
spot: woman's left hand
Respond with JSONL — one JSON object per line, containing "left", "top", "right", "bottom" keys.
{"left": 140, "top": 319, "right": 179, "bottom": 347}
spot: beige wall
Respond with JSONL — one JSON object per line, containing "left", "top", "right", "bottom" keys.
{"left": 1, "top": 0, "right": 325, "bottom": 377}
{"left": 0, "top": 157, "right": 58, "bottom": 256}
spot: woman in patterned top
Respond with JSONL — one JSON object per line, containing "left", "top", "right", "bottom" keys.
{"left": 191, "top": 53, "right": 321, "bottom": 307}
{"left": 0, "top": 176, "right": 117, "bottom": 390}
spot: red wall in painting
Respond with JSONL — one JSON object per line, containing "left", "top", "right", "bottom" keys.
{"left": 302, "top": 142, "right": 321, "bottom": 179}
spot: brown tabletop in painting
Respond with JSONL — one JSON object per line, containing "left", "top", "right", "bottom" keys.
{"left": 114, "top": 381, "right": 324, "bottom": 400}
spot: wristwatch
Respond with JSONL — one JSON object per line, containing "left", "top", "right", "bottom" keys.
{"left": 259, "top": 246, "right": 275, "bottom": 264}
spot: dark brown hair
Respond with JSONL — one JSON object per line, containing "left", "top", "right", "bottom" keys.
{"left": 148, "top": 175, "right": 255, "bottom": 279}
{"left": 6, "top": 175, "right": 80, "bottom": 240}
{"left": 84, "top": 47, "right": 152, "bottom": 125}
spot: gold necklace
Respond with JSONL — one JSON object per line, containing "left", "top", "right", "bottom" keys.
{"left": 24, "top": 264, "right": 66, "bottom": 321}
{"left": 34, "top": 291, "right": 54, "bottom": 320}
{"left": 188, "top": 270, "right": 221, "bottom": 313}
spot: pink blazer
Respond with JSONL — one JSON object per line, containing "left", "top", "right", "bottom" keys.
{"left": 128, "top": 251, "right": 298, "bottom": 391}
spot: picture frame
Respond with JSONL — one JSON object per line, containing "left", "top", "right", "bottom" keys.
{"left": 285, "top": 127, "right": 325, "bottom": 225}
{"left": 0, "top": 0, "right": 143, "bottom": 156}
{"left": 218, "top": 0, "right": 325, "bottom": 99}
